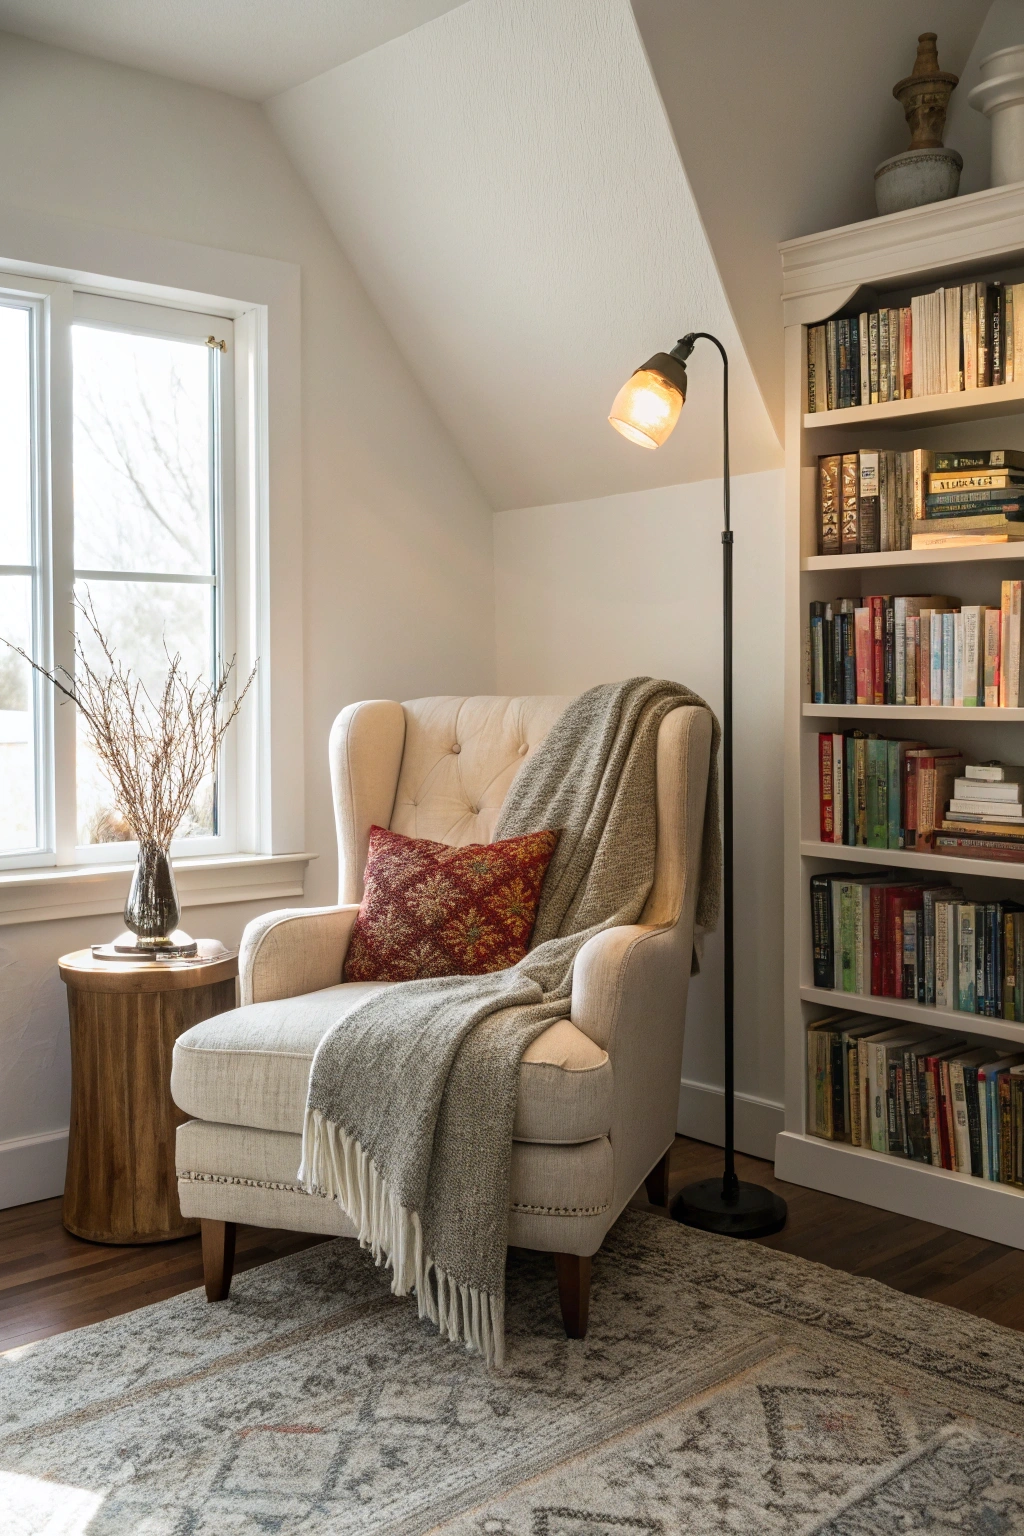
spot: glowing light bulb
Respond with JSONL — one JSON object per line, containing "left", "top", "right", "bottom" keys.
{"left": 608, "top": 368, "right": 684, "bottom": 449}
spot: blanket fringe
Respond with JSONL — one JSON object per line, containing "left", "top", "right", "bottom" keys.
{"left": 299, "top": 1108, "right": 505, "bottom": 1367}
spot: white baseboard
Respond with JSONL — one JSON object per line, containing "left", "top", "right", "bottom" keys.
{"left": 0, "top": 1128, "right": 68, "bottom": 1210}
{"left": 676, "top": 1078, "right": 784, "bottom": 1162}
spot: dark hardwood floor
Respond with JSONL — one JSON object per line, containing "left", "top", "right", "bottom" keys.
{"left": 1, "top": 1135, "right": 1022, "bottom": 1354}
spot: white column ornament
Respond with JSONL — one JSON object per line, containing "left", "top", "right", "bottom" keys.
{"left": 970, "top": 45, "right": 1024, "bottom": 188}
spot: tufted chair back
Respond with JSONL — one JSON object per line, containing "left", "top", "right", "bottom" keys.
{"left": 330, "top": 693, "right": 707, "bottom": 944}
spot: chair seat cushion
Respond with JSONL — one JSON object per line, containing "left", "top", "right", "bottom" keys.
{"left": 171, "top": 984, "right": 612, "bottom": 1146}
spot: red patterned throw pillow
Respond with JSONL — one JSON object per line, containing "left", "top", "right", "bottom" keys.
{"left": 343, "top": 824, "right": 560, "bottom": 983}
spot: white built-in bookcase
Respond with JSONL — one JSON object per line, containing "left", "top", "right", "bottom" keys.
{"left": 779, "top": 183, "right": 1024, "bottom": 1248}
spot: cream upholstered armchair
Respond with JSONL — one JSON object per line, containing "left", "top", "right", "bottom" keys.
{"left": 171, "top": 694, "right": 712, "bottom": 1338}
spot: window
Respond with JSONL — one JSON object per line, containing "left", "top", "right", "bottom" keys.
{"left": 0, "top": 299, "right": 39, "bottom": 860}
{"left": 0, "top": 280, "right": 238, "bottom": 869}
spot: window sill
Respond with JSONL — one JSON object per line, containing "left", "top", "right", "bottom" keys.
{"left": 0, "top": 852, "right": 315, "bottom": 927}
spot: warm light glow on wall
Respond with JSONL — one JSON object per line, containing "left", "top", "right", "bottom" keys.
{"left": 607, "top": 368, "right": 683, "bottom": 448}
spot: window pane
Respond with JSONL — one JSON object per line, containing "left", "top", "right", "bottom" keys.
{"left": 0, "top": 304, "right": 32, "bottom": 565}
{"left": 75, "top": 579, "right": 216, "bottom": 846}
{"left": 0, "top": 575, "right": 37, "bottom": 852}
{"left": 73, "top": 326, "right": 212, "bottom": 575}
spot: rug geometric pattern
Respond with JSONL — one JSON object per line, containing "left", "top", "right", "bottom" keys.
{"left": 2, "top": 1210, "right": 1023, "bottom": 1533}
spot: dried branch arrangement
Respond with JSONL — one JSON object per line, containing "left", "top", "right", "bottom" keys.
{"left": 3, "top": 595, "right": 256, "bottom": 849}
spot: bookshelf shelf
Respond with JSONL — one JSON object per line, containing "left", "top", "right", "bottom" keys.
{"left": 803, "top": 545, "right": 1024, "bottom": 572}
{"left": 803, "top": 378, "right": 1024, "bottom": 432}
{"left": 799, "top": 838, "right": 1024, "bottom": 882}
{"left": 773, "top": 1132, "right": 1024, "bottom": 1247}
{"left": 782, "top": 185, "right": 1024, "bottom": 1249}
{"left": 798, "top": 984, "right": 1024, "bottom": 1047}
{"left": 802, "top": 703, "right": 1024, "bottom": 721}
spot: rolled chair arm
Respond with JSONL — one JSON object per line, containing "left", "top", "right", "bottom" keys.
{"left": 569, "top": 921, "right": 687, "bottom": 1055}
{"left": 239, "top": 905, "right": 361, "bottom": 1006}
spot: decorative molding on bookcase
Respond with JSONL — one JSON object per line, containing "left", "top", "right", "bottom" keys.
{"left": 0, "top": 1128, "right": 67, "bottom": 1211}
{"left": 780, "top": 182, "right": 1024, "bottom": 328}
{"left": 676, "top": 1077, "right": 783, "bottom": 1162}
{"left": 774, "top": 1132, "right": 1024, "bottom": 1249}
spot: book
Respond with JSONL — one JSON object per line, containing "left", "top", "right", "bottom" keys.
{"left": 855, "top": 607, "right": 871, "bottom": 703}
{"left": 912, "top": 531, "right": 1024, "bottom": 549}
{"left": 956, "top": 903, "right": 977, "bottom": 1012}
{"left": 826, "top": 319, "right": 838, "bottom": 409}
{"left": 933, "top": 450, "right": 1024, "bottom": 470}
{"left": 840, "top": 453, "right": 859, "bottom": 553}
{"left": 963, "top": 282, "right": 978, "bottom": 389}
{"left": 819, "top": 455, "right": 841, "bottom": 554}
{"left": 944, "top": 285, "right": 962, "bottom": 391}
{"left": 936, "top": 837, "right": 1024, "bottom": 862}
{"left": 952, "top": 778, "right": 1023, "bottom": 802}
{"left": 858, "top": 451, "right": 880, "bottom": 552}
{"left": 1003, "top": 580, "right": 1023, "bottom": 707}
{"left": 926, "top": 486, "right": 1024, "bottom": 509}
{"left": 859, "top": 311, "right": 870, "bottom": 406}
{"left": 965, "top": 762, "right": 1024, "bottom": 782}
{"left": 978, "top": 282, "right": 991, "bottom": 387}
{"left": 948, "top": 799, "right": 1023, "bottom": 818}
{"left": 929, "top": 471, "right": 1024, "bottom": 492}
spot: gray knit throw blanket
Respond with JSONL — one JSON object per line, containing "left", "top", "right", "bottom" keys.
{"left": 299, "top": 678, "right": 721, "bottom": 1365}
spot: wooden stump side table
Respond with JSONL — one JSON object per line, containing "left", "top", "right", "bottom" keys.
{"left": 59, "top": 948, "right": 238, "bottom": 1244}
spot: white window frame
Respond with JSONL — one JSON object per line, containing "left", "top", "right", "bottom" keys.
{"left": 0, "top": 211, "right": 308, "bottom": 920}
{"left": 1, "top": 278, "right": 242, "bottom": 870}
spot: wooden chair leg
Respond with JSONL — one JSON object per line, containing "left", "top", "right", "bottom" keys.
{"left": 644, "top": 1148, "right": 671, "bottom": 1208}
{"left": 554, "top": 1252, "right": 591, "bottom": 1339}
{"left": 201, "top": 1219, "right": 236, "bottom": 1302}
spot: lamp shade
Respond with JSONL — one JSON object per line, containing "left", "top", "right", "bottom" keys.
{"left": 607, "top": 351, "right": 688, "bottom": 449}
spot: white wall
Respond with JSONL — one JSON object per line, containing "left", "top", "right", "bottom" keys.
{"left": 267, "top": 0, "right": 781, "bottom": 512}
{"left": 495, "top": 469, "right": 786, "bottom": 1156}
{"left": 0, "top": 32, "right": 496, "bottom": 1207}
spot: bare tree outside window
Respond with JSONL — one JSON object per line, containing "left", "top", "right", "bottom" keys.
{"left": 72, "top": 325, "right": 219, "bottom": 845}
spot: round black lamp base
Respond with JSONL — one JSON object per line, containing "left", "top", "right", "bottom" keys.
{"left": 671, "top": 1177, "right": 788, "bottom": 1239}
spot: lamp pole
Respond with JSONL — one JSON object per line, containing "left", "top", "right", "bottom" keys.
{"left": 645, "top": 332, "right": 786, "bottom": 1238}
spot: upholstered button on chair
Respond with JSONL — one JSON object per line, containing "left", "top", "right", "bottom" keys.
{"left": 171, "top": 694, "right": 712, "bottom": 1336}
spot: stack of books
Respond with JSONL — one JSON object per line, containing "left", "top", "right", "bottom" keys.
{"left": 938, "top": 761, "right": 1024, "bottom": 862}
{"left": 806, "top": 280, "right": 1024, "bottom": 413}
{"left": 810, "top": 871, "right": 1024, "bottom": 1019}
{"left": 817, "top": 449, "right": 1024, "bottom": 554}
{"left": 809, "top": 582, "right": 1024, "bottom": 708}
{"left": 914, "top": 450, "right": 1024, "bottom": 549}
{"left": 806, "top": 1012, "right": 1024, "bottom": 1186}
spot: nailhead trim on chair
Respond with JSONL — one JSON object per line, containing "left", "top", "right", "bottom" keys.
{"left": 176, "top": 1170, "right": 329, "bottom": 1197}
{"left": 178, "top": 1171, "right": 609, "bottom": 1219}
{"left": 510, "top": 1201, "right": 610, "bottom": 1217}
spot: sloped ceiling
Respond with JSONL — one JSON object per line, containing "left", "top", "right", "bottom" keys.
{"left": 0, "top": 0, "right": 470, "bottom": 98}
{"left": 630, "top": 0, "right": 990, "bottom": 437}
{"left": 268, "top": 0, "right": 782, "bottom": 511}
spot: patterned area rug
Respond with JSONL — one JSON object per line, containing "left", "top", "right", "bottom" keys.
{"left": 3, "top": 1209, "right": 1024, "bottom": 1534}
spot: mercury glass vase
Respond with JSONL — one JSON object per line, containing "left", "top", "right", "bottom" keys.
{"left": 124, "top": 840, "right": 180, "bottom": 944}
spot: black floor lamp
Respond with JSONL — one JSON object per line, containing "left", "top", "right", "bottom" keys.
{"left": 608, "top": 333, "right": 787, "bottom": 1239}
